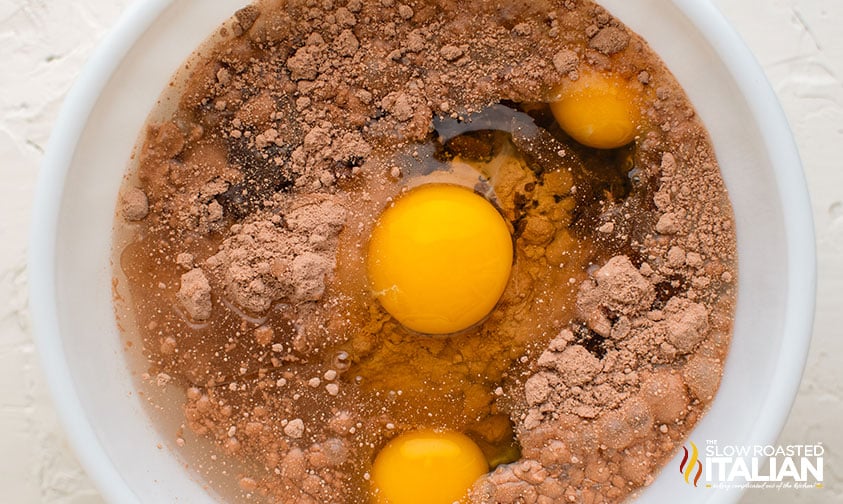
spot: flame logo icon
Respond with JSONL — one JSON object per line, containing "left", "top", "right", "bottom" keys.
{"left": 679, "top": 441, "right": 703, "bottom": 487}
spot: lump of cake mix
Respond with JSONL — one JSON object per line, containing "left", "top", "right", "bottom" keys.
{"left": 177, "top": 268, "right": 212, "bottom": 321}
{"left": 576, "top": 255, "right": 655, "bottom": 336}
{"left": 120, "top": 187, "right": 149, "bottom": 221}
{"left": 205, "top": 194, "right": 347, "bottom": 313}
{"left": 662, "top": 296, "right": 710, "bottom": 353}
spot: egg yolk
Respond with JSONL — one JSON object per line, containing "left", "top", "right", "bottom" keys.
{"left": 371, "top": 430, "right": 489, "bottom": 504}
{"left": 550, "top": 70, "right": 642, "bottom": 149}
{"left": 367, "top": 184, "right": 513, "bottom": 335}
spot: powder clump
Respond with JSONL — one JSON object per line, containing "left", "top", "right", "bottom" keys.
{"left": 177, "top": 268, "right": 212, "bottom": 321}
{"left": 120, "top": 187, "right": 149, "bottom": 221}
{"left": 205, "top": 195, "right": 347, "bottom": 314}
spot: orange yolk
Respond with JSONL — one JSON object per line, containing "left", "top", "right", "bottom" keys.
{"left": 550, "top": 70, "right": 642, "bottom": 149}
{"left": 370, "top": 430, "right": 489, "bottom": 504}
{"left": 366, "top": 184, "right": 513, "bottom": 335}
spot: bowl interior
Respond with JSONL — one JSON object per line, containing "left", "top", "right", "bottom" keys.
{"left": 32, "top": 0, "right": 813, "bottom": 502}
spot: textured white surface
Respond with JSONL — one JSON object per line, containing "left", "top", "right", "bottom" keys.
{"left": 0, "top": 0, "right": 839, "bottom": 502}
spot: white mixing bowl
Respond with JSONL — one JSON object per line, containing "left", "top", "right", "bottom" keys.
{"left": 29, "top": 0, "right": 816, "bottom": 502}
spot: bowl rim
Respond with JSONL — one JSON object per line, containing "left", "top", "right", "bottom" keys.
{"left": 654, "top": 0, "right": 817, "bottom": 502}
{"left": 679, "top": 0, "right": 816, "bottom": 452}
{"left": 29, "top": 1, "right": 174, "bottom": 502}
{"left": 28, "top": 1, "right": 816, "bottom": 503}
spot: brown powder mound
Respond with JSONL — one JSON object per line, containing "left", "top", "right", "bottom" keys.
{"left": 576, "top": 255, "right": 655, "bottom": 336}
{"left": 206, "top": 220, "right": 292, "bottom": 313}
{"left": 589, "top": 26, "right": 630, "bottom": 55}
{"left": 177, "top": 268, "right": 212, "bottom": 321}
{"left": 205, "top": 194, "right": 347, "bottom": 313}
{"left": 552, "top": 49, "right": 579, "bottom": 76}
{"left": 120, "top": 187, "right": 149, "bottom": 221}
{"left": 663, "top": 297, "right": 710, "bottom": 353}
{"left": 473, "top": 459, "right": 564, "bottom": 504}
{"left": 537, "top": 343, "right": 602, "bottom": 387}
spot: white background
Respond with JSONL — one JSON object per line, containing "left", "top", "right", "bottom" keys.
{"left": 0, "top": 0, "right": 839, "bottom": 502}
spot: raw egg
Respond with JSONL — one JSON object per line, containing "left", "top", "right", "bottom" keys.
{"left": 370, "top": 430, "right": 489, "bottom": 504}
{"left": 550, "top": 70, "right": 642, "bottom": 149}
{"left": 367, "top": 184, "right": 513, "bottom": 335}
